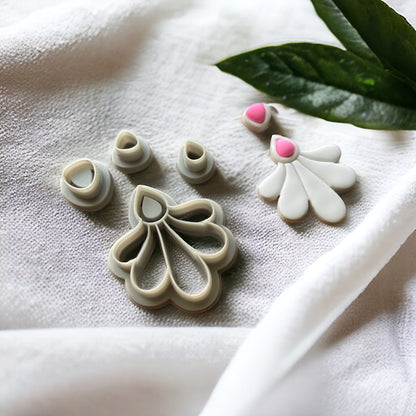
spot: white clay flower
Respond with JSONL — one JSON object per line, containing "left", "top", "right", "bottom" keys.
{"left": 108, "top": 186, "right": 237, "bottom": 312}
{"left": 257, "top": 135, "right": 356, "bottom": 223}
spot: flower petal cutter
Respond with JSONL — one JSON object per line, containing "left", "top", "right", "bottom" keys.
{"left": 108, "top": 186, "right": 237, "bottom": 312}
{"left": 258, "top": 135, "right": 356, "bottom": 224}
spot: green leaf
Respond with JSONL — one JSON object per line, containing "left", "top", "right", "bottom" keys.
{"left": 311, "top": 0, "right": 381, "bottom": 65}
{"left": 216, "top": 43, "right": 416, "bottom": 130}
{"left": 331, "top": 0, "right": 416, "bottom": 89}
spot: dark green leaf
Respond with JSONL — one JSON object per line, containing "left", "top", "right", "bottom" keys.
{"left": 331, "top": 0, "right": 416, "bottom": 89}
{"left": 216, "top": 43, "right": 416, "bottom": 130}
{"left": 311, "top": 0, "right": 381, "bottom": 65}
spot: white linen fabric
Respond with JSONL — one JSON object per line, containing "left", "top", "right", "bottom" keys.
{"left": 202, "top": 165, "right": 416, "bottom": 415}
{"left": 0, "top": 327, "right": 249, "bottom": 416}
{"left": 0, "top": 0, "right": 415, "bottom": 415}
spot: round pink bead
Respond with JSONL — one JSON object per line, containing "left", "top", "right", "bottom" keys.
{"left": 245, "top": 103, "right": 266, "bottom": 124}
{"left": 275, "top": 138, "right": 295, "bottom": 158}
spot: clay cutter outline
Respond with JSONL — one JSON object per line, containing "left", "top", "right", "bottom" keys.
{"left": 108, "top": 185, "right": 237, "bottom": 313}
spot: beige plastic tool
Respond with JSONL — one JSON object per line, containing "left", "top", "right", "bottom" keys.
{"left": 108, "top": 185, "right": 237, "bottom": 313}
{"left": 177, "top": 140, "right": 216, "bottom": 184}
{"left": 112, "top": 130, "right": 153, "bottom": 174}
{"left": 60, "top": 158, "right": 114, "bottom": 211}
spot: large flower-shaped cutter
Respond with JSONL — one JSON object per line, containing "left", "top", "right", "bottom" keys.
{"left": 108, "top": 186, "right": 238, "bottom": 313}
{"left": 258, "top": 135, "right": 356, "bottom": 223}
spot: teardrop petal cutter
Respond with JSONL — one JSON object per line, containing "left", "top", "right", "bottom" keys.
{"left": 257, "top": 135, "right": 356, "bottom": 224}
{"left": 108, "top": 185, "right": 238, "bottom": 313}
{"left": 112, "top": 130, "right": 153, "bottom": 174}
{"left": 60, "top": 158, "right": 114, "bottom": 211}
{"left": 177, "top": 140, "right": 216, "bottom": 184}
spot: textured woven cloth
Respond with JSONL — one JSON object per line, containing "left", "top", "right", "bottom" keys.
{"left": 202, "top": 166, "right": 416, "bottom": 415}
{"left": 1, "top": 0, "right": 416, "bottom": 414}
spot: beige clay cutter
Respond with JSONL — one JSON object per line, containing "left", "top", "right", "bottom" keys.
{"left": 112, "top": 130, "right": 153, "bottom": 174}
{"left": 108, "top": 185, "right": 237, "bottom": 313}
{"left": 60, "top": 158, "right": 114, "bottom": 211}
{"left": 177, "top": 140, "right": 216, "bottom": 184}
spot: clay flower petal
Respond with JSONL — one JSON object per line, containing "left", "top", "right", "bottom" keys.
{"left": 293, "top": 161, "right": 347, "bottom": 223}
{"left": 258, "top": 135, "right": 356, "bottom": 223}
{"left": 257, "top": 163, "right": 286, "bottom": 201}
{"left": 300, "top": 144, "right": 341, "bottom": 162}
{"left": 278, "top": 164, "right": 309, "bottom": 221}
{"left": 298, "top": 156, "right": 356, "bottom": 191}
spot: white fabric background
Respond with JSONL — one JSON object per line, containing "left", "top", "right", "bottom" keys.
{"left": 1, "top": 0, "right": 415, "bottom": 414}
{"left": 202, "top": 166, "right": 416, "bottom": 415}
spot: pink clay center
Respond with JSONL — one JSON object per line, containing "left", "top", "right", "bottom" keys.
{"left": 245, "top": 103, "right": 266, "bottom": 123}
{"left": 275, "top": 138, "right": 295, "bottom": 158}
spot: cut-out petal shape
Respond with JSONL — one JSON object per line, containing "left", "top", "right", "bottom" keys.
{"left": 257, "top": 163, "right": 286, "bottom": 201}
{"left": 278, "top": 164, "right": 309, "bottom": 221}
{"left": 300, "top": 144, "right": 341, "bottom": 162}
{"left": 293, "top": 161, "right": 346, "bottom": 223}
{"left": 298, "top": 156, "right": 356, "bottom": 191}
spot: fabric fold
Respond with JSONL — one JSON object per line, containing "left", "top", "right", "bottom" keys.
{"left": 0, "top": 0, "right": 189, "bottom": 88}
{"left": 0, "top": 327, "right": 248, "bottom": 416}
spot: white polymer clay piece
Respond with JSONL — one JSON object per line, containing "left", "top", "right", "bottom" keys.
{"left": 177, "top": 140, "right": 216, "bottom": 184}
{"left": 60, "top": 158, "right": 114, "bottom": 211}
{"left": 108, "top": 185, "right": 237, "bottom": 313}
{"left": 112, "top": 130, "right": 153, "bottom": 174}
{"left": 241, "top": 103, "right": 278, "bottom": 133}
{"left": 257, "top": 135, "right": 356, "bottom": 224}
